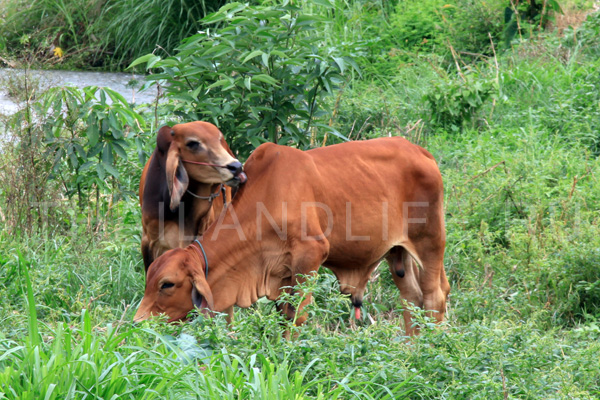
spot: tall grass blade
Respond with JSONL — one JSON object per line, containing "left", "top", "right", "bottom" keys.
{"left": 18, "top": 250, "right": 41, "bottom": 348}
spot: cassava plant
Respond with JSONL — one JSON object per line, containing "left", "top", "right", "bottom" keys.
{"left": 131, "top": 1, "right": 359, "bottom": 158}
{"left": 40, "top": 86, "right": 148, "bottom": 214}
{"left": 2, "top": 84, "right": 149, "bottom": 233}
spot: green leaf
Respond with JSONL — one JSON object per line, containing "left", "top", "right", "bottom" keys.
{"left": 95, "top": 162, "right": 105, "bottom": 180}
{"left": 270, "top": 50, "right": 287, "bottom": 59}
{"left": 243, "top": 50, "right": 263, "bottom": 64}
{"left": 102, "top": 144, "right": 114, "bottom": 165}
{"left": 101, "top": 118, "right": 109, "bottom": 134}
{"left": 332, "top": 57, "right": 345, "bottom": 74}
{"left": 207, "top": 79, "right": 234, "bottom": 90}
{"left": 112, "top": 141, "right": 128, "bottom": 159}
{"left": 104, "top": 88, "right": 129, "bottom": 105}
{"left": 128, "top": 54, "right": 161, "bottom": 69}
{"left": 87, "top": 116, "right": 99, "bottom": 146}
{"left": 103, "top": 162, "right": 119, "bottom": 178}
{"left": 74, "top": 143, "right": 86, "bottom": 159}
{"left": 252, "top": 74, "right": 279, "bottom": 87}
{"left": 314, "top": 123, "right": 349, "bottom": 142}
{"left": 312, "top": 0, "right": 334, "bottom": 8}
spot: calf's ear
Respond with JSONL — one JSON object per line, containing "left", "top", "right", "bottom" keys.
{"left": 191, "top": 272, "right": 215, "bottom": 310}
{"left": 165, "top": 143, "right": 188, "bottom": 211}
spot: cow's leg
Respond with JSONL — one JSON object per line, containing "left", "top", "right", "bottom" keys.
{"left": 412, "top": 237, "right": 449, "bottom": 326}
{"left": 277, "top": 241, "right": 329, "bottom": 338}
{"left": 386, "top": 246, "right": 423, "bottom": 336}
{"left": 223, "top": 305, "right": 234, "bottom": 324}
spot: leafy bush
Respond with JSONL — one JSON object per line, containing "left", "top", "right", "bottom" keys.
{"left": 391, "top": 0, "right": 447, "bottom": 54}
{"left": 361, "top": 0, "right": 505, "bottom": 77}
{"left": 442, "top": 0, "right": 505, "bottom": 57}
{"left": 0, "top": 81, "right": 149, "bottom": 234}
{"left": 132, "top": 2, "right": 358, "bottom": 158}
{"left": 424, "top": 70, "right": 498, "bottom": 132}
{"left": 40, "top": 86, "right": 148, "bottom": 205}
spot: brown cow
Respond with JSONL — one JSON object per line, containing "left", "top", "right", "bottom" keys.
{"left": 134, "top": 137, "right": 450, "bottom": 336}
{"left": 139, "top": 121, "right": 245, "bottom": 271}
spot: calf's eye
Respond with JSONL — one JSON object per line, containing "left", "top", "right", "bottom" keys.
{"left": 160, "top": 282, "right": 175, "bottom": 290}
{"left": 186, "top": 141, "right": 201, "bottom": 151}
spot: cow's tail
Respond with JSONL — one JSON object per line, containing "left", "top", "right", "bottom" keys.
{"left": 389, "top": 246, "right": 405, "bottom": 278}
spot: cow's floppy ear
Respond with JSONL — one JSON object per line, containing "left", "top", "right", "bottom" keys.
{"left": 191, "top": 273, "right": 215, "bottom": 310}
{"left": 156, "top": 125, "right": 173, "bottom": 154}
{"left": 165, "top": 143, "right": 188, "bottom": 211}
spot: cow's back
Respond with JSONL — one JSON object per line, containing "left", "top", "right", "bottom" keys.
{"left": 237, "top": 138, "right": 443, "bottom": 267}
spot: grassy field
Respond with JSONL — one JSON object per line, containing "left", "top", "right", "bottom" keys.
{"left": 1, "top": 1, "right": 600, "bottom": 399}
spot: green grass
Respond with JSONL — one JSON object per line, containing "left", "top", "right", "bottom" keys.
{"left": 2, "top": 1, "right": 600, "bottom": 398}
{"left": 2, "top": 120, "right": 600, "bottom": 397}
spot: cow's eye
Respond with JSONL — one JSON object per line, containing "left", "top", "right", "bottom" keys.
{"left": 186, "top": 141, "right": 201, "bottom": 151}
{"left": 160, "top": 282, "right": 175, "bottom": 290}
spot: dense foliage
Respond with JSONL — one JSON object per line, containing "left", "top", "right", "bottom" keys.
{"left": 131, "top": 2, "right": 358, "bottom": 157}
{"left": 1, "top": 0, "right": 600, "bottom": 398}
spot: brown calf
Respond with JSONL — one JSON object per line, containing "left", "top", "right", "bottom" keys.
{"left": 139, "top": 121, "right": 245, "bottom": 271}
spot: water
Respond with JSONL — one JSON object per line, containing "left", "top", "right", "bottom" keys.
{"left": 0, "top": 68, "right": 157, "bottom": 115}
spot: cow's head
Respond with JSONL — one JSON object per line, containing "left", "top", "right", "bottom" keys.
{"left": 134, "top": 248, "right": 214, "bottom": 323}
{"left": 157, "top": 121, "right": 244, "bottom": 211}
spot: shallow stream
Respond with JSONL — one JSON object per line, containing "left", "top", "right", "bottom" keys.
{"left": 0, "top": 68, "right": 156, "bottom": 115}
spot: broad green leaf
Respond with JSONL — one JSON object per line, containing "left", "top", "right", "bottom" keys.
{"left": 87, "top": 116, "right": 99, "bottom": 146}
{"left": 103, "top": 162, "right": 119, "bottom": 178}
{"left": 128, "top": 54, "right": 161, "bottom": 69}
{"left": 207, "top": 79, "right": 234, "bottom": 90}
{"left": 270, "top": 50, "right": 287, "bottom": 59}
{"left": 243, "top": 50, "right": 263, "bottom": 64}
{"left": 104, "top": 88, "right": 129, "bottom": 105}
{"left": 102, "top": 144, "right": 114, "bottom": 165}
{"left": 112, "top": 141, "right": 128, "bottom": 159}
{"left": 95, "top": 162, "right": 105, "bottom": 180}
{"left": 252, "top": 74, "right": 279, "bottom": 86}
{"left": 332, "top": 57, "right": 345, "bottom": 74}
{"left": 74, "top": 143, "right": 86, "bottom": 159}
{"left": 314, "top": 123, "right": 349, "bottom": 142}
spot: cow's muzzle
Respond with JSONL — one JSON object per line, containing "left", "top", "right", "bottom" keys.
{"left": 225, "top": 161, "right": 247, "bottom": 187}
{"left": 226, "top": 161, "right": 243, "bottom": 177}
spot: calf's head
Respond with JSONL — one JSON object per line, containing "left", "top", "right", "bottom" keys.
{"left": 158, "top": 121, "right": 244, "bottom": 211}
{"left": 134, "top": 248, "right": 214, "bottom": 322}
